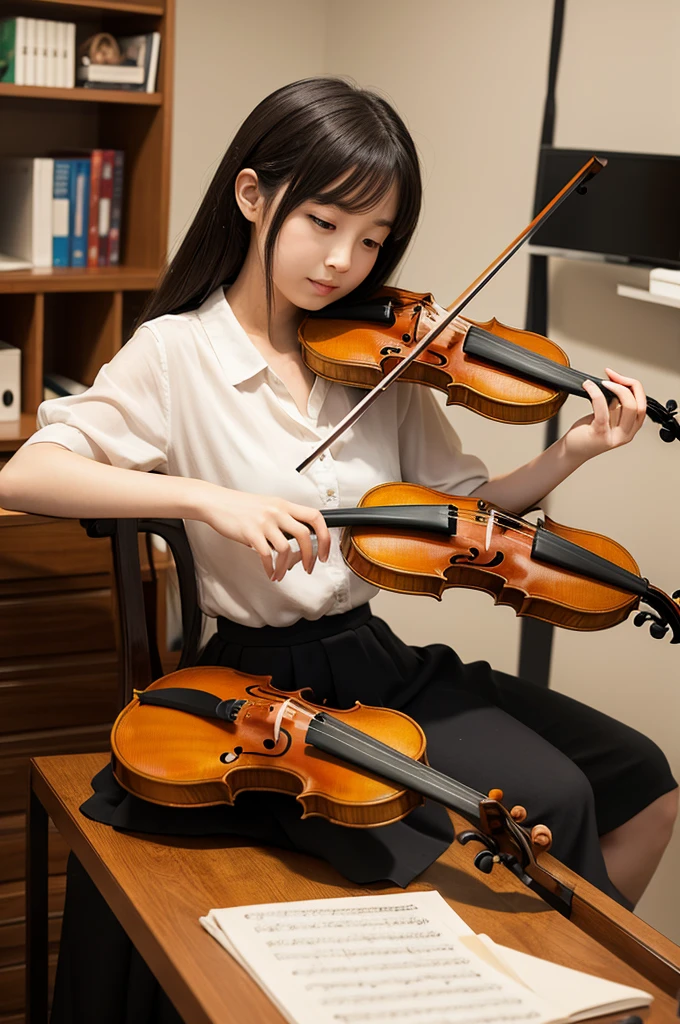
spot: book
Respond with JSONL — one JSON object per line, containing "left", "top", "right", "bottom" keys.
{"left": 70, "top": 158, "right": 90, "bottom": 267}
{"left": 45, "top": 20, "right": 58, "bottom": 87}
{"left": 0, "top": 157, "right": 54, "bottom": 267}
{"left": 52, "top": 158, "right": 72, "bottom": 267}
{"left": 35, "top": 17, "right": 46, "bottom": 87}
{"left": 66, "top": 21, "right": 75, "bottom": 88}
{"left": 55, "top": 21, "right": 67, "bottom": 87}
{"left": 87, "top": 150, "right": 103, "bottom": 268}
{"left": 200, "top": 891, "right": 652, "bottom": 1024}
{"left": 0, "top": 17, "right": 30, "bottom": 84}
{"left": 0, "top": 18, "right": 19, "bottom": 84}
{"left": 24, "top": 18, "right": 36, "bottom": 86}
{"left": 98, "top": 150, "right": 114, "bottom": 266}
{"left": 43, "top": 373, "right": 88, "bottom": 400}
{"left": 77, "top": 63, "right": 145, "bottom": 85}
{"left": 107, "top": 151, "right": 124, "bottom": 266}
{"left": 144, "top": 31, "right": 161, "bottom": 93}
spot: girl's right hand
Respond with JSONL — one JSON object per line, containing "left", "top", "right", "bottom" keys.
{"left": 202, "top": 488, "right": 331, "bottom": 582}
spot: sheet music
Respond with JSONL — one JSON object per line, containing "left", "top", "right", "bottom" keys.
{"left": 200, "top": 891, "right": 554, "bottom": 1024}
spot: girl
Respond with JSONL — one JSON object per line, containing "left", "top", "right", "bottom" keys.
{"left": 1, "top": 77, "right": 676, "bottom": 1024}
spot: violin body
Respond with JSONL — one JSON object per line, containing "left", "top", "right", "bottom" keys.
{"left": 111, "top": 666, "right": 426, "bottom": 826}
{"left": 299, "top": 285, "right": 680, "bottom": 445}
{"left": 300, "top": 286, "right": 571, "bottom": 425}
{"left": 333, "top": 482, "right": 680, "bottom": 639}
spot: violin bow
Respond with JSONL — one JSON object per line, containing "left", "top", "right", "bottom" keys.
{"left": 296, "top": 155, "right": 606, "bottom": 473}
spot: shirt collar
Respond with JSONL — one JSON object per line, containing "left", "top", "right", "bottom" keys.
{"left": 197, "top": 286, "right": 269, "bottom": 386}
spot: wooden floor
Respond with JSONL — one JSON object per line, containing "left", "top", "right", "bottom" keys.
{"left": 31, "top": 751, "right": 680, "bottom": 1024}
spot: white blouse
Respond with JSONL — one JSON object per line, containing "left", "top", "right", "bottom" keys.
{"left": 24, "top": 287, "right": 489, "bottom": 626}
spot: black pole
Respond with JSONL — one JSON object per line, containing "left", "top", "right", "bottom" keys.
{"left": 517, "top": 0, "right": 565, "bottom": 687}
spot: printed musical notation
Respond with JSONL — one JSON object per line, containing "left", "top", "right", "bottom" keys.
{"left": 200, "top": 891, "right": 551, "bottom": 1024}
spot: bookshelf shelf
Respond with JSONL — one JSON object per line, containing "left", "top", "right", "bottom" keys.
{"left": 0, "top": 267, "right": 160, "bottom": 294}
{"left": 31, "top": 0, "right": 165, "bottom": 13}
{"left": 0, "top": 82, "right": 162, "bottom": 105}
{"left": 617, "top": 284, "right": 680, "bottom": 310}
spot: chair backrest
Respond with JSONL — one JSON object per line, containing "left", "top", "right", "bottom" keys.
{"left": 80, "top": 517, "right": 202, "bottom": 708}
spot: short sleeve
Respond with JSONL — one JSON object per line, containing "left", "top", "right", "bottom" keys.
{"left": 23, "top": 325, "right": 169, "bottom": 473}
{"left": 398, "top": 384, "right": 488, "bottom": 495}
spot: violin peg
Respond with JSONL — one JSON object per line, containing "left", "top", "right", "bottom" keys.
{"left": 510, "top": 805, "right": 527, "bottom": 823}
{"left": 530, "top": 824, "right": 553, "bottom": 852}
{"left": 487, "top": 788, "right": 504, "bottom": 802}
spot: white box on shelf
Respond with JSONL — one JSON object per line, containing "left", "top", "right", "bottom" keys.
{"left": 649, "top": 279, "right": 680, "bottom": 300}
{"left": 0, "top": 157, "right": 54, "bottom": 268}
{"left": 0, "top": 343, "right": 21, "bottom": 421}
{"left": 649, "top": 266, "right": 680, "bottom": 285}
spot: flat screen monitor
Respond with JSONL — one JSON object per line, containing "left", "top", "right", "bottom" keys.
{"left": 529, "top": 147, "right": 680, "bottom": 269}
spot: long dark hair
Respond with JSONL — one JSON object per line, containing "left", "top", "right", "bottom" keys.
{"left": 136, "top": 77, "right": 422, "bottom": 329}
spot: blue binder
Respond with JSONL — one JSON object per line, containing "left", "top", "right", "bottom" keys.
{"left": 69, "top": 158, "right": 90, "bottom": 267}
{"left": 52, "top": 158, "right": 71, "bottom": 267}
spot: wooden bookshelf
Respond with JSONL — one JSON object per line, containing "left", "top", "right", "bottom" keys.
{"left": 0, "top": 81, "right": 162, "bottom": 103}
{"left": 0, "top": 1, "right": 175, "bottom": 1017}
{"left": 0, "top": 0, "right": 174, "bottom": 445}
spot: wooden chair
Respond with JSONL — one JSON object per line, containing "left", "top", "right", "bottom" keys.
{"left": 80, "top": 517, "right": 203, "bottom": 705}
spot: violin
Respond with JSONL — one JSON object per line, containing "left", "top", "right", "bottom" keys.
{"left": 294, "top": 155, "right": 679, "bottom": 472}
{"left": 111, "top": 667, "right": 680, "bottom": 993}
{"left": 300, "top": 285, "right": 680, "bottom": 440}
{"left": 319, "top": 481, "right": 680, "bottom": 644}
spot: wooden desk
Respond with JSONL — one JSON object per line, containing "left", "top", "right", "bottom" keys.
{"left": 27, "top": 752, "right": 680, "bottom": 1024}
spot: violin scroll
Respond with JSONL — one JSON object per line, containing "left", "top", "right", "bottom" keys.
{"left": 645, "top": 397, "right": 680, "bottom": 444}
{"left": 633, "top": 587, "right": 680, "bottom": 643}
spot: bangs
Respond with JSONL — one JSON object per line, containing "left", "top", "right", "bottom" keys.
{"left": 311, "top": 159, "right": 405, "bottom": 235}
{"left": 284, "top": 140, "right": 417, "bottom": 243}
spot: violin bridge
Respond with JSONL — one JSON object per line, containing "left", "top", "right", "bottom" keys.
{"left": 485, "top": 510, "right": 495, "bottom": 551}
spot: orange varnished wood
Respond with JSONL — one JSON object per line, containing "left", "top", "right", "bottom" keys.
{"left": 30, "top": 752, "right": 680, "bottom": 1023}
{"left": 0, "top": 83, "right": 161, "bottom": 105}
{"left": 0, "top": 267, "right": 159, "bottom": 296}
{"left": 112, "top": 666, "right": 425, "bottom": 826}
{"left": 301, "top": 286, "right": 570, "bottom": 425}
{"left": 341, "top": 482, "right": 646, "bottom": 633}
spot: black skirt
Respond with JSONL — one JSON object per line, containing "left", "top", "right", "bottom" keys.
{"left": 51, "top": 605, "right": 677, "bottom": 1024}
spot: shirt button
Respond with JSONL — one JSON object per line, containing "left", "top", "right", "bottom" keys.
{"left": 326, "top": 488, "right": 336, "bottom": 497}
{"left": 319, "top": 453, "right": 326, "bottom": 461}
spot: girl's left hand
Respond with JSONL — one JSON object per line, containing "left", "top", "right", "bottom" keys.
{"left": 561, "top": 368, "right": 647, "bottom": 462}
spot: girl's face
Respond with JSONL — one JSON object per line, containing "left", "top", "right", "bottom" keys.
{"left": 270, "top": 184, "right": 399, "bottom": 312}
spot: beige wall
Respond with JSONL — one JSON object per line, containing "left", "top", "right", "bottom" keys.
{"left": 170, "top": 0, "right": 680, "bottom": 939}
{"left": 169, "top": 0, "right": 326, "bottom": 252}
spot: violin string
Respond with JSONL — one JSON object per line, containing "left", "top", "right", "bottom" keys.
{"left": 310, "top": 712, "right": 487, "bottom": 814}
{"left": 356, "top": 507, "right": 531, "bottom": 543}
